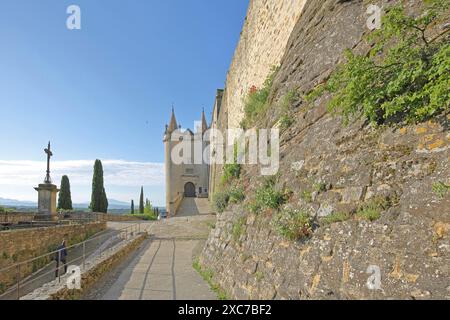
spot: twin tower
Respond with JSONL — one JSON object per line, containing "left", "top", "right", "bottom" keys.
{"left": 163, "top": 109, "right": 210, "bottom": 216}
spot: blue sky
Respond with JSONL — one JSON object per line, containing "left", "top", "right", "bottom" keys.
{"left": 0, "top": 0, "right": 248, "bottom": 206}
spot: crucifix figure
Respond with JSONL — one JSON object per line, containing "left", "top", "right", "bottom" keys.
{"left": 44, "top": 141, "right": 53, "bottom": 184}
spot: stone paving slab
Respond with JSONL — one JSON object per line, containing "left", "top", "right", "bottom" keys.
{"left": 100, "top": 238, "right": 216, "bottom": 300}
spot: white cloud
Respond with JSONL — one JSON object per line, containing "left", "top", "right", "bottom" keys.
{"left": 0, "top": 160, "right": 165, "bottom": 203}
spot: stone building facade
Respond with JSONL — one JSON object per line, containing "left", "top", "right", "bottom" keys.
{"left": 163, "top": 109, "right": 210, "bottom": 216}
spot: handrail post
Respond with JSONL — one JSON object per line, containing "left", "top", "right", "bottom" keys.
{"left": 82, "top": 242, "right": 86, "bottom": 270}
{"left": 58, "top": 250, "right": 61, "bottom": 283}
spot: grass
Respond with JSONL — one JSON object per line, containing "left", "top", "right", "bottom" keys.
{"left": 278, "top": 89, "right": 299, "bottom": 130}
{"left": 355, "top": 196, "right": 393, "bottom": 222}
{"left": 356, "top": 207, "right": 381, "bottom": 222}
{"left": 432, "top": 181, "right": 450, "bottom": 199}
{"left": 313, "top": 182, "right": 327, "bottom": 193}
{"left": 321, "top": 211, "right": 352, "bottom": 225}
{"left": 232, "top": 217, "right": 246, "bottom": 244}
{"left": 193, "top": 258, "right": 229, "bottom": 300}
{"left": 255, "top": 271, "right": 264, "bottom": 282}
{"left": 272, "top": 209, "right": 313, "bottom": 241}
{"left": 301, "top": 190, "right": 313, "bottom": 203}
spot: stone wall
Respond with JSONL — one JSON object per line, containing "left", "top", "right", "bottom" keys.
{"left": 21, "top": 232, "right": 148, "bottom": 300}
{"left": 201, "top": 0, "right": 450, "bottom": 299}
{"left": 0, "top": 222, "right": 106, "bottom": 292}
{"left": 0, "top": 213, "right": 35, "bottom": 224}
{"left": 221, "top": 0, "right": 307, "bottom": 129}
{"left": 210, "top": 0, "right": 307, "bottom": 196}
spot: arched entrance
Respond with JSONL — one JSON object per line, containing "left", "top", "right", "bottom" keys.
{"left": 184, "top": 182, "right": 196, "bottom": 197}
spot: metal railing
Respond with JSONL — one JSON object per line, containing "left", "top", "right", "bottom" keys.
{"left": 0, "top": 223, "right": 141, "bottom": 300}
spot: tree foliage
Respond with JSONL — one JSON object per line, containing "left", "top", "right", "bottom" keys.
{"left": 131, "top": 200, "right": 135, "bottom": 214}
{"left": 58, "top": 175, "right": 73, "bottom": 211}
{"left": 90, "top": 159, "right": 108, "bottom": 213}
{"left": 139, "top": 186, "right": 144, "bottom": 214}
{"left": 144, "top": 198, "right": 152, "bottom": 214}
{"left": 317, "top": 0, "right": 449, "bottom": 124}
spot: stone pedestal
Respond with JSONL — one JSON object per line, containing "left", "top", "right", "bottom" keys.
{"left": 34, "top": 183, "right": 59, "bottom": 221}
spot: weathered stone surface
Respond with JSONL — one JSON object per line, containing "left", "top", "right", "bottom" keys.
{"left": 203, "top": 0, "right": 449, "bottom": 300}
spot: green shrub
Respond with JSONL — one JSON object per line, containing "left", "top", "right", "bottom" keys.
{"left": 432, "top": 181, "right": 450, "bottom": 199}
{"left": 254, "top": 178, "right": 287, "bottom": 211}
{"left": 212, "top": 186, "right": 245, "bottom": 213}
{"left": 280, "top": 89, "right": 299, "bottom": 110}
{"left": 221, "top": 163, "right": 241, "bottom": 185}
{"left": 279, "top": 114, "right": 294, "bottom": 130}
{"left": 241, "top": 67, "right": 279, "bottom": 129}
{"left": 0, "top": 206, "right": 14, "bottom": 213}
{"left": 273, "top": 209, "right": 313, "bottom": 241}
{"left": 221, "top": 143, "right": 241, "bottom": 185}
{"left": 311, "top": 1, "right": 450, "bottom": 124}
{"left": 228, "top": 186, "right": 245, "bottom": 204}
{"left": 321, "top": 211, "right": 352, "bottom": 225}
{"left": 212, "top": 191, "right": 230, "bottom": 213}
{"left": 126, "top": 213, "right": 157, "bottom": 221}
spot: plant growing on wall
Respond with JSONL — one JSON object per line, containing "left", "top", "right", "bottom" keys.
{"left": 309, "top": 0, "right": 450, "bottom": 125}
{"left": 241, "top": 66, "right": 280, "bottom": 129}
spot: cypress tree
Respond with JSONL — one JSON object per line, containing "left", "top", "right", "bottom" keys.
{"left": 131, "top": 200, "right": 135, "bottom": 214}
{"left": 57, "top": 175, "right": 73, "bottom": 210}
{"left": 139, "top": 186, "right": 144, "bottom": 214}
{"left": 90, "top": 159, "right": 108, "bottom": 213}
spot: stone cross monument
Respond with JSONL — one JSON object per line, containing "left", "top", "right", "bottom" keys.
{"left": 34, "top": 141, "right": 59, "bottom": 220}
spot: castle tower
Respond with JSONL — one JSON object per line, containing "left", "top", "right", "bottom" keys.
{"left": 164, "top": 108, "right": 178, "bottom": 217}
{"left": 164, "top": 108, "right": 210, "bottom": 217}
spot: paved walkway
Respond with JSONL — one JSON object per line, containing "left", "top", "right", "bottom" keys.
{"left": 88, "top": 198, "right": 217, "bottom": 300}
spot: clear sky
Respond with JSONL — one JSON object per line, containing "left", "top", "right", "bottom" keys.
{"left": 0, "top": 0, "right": 248, "bottom": 206}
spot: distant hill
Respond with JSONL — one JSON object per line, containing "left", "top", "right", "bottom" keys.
{"left": 0, "top": 197, "right": 36, "bottom": 207}
{"left": 0, "top": 197, "right": 131, "bottom": 210}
